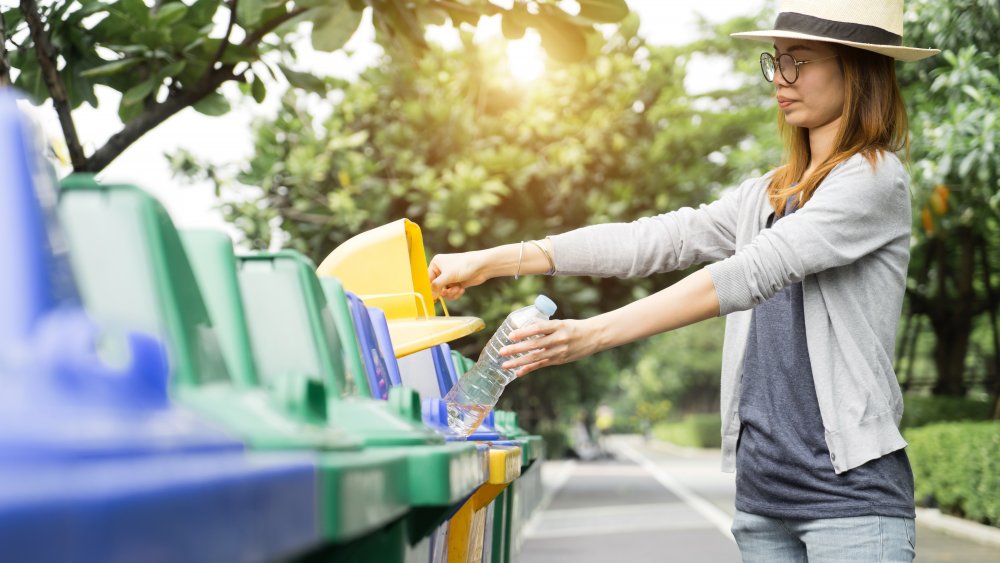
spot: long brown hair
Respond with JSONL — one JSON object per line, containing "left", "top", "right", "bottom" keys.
{"left": 768, "top": 44, "right": 909, "bottom": 215}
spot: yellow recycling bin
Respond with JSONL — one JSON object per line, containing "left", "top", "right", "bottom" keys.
{"left": 317, "top": 219, "right": 484, "bottom": 357}
{"left": 447, "top": 445, "right": 521, "bottom": 563}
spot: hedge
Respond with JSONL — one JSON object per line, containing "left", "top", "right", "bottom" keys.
{"left": 905, "top": 421, "right": 1000, "bottom": 527}
{"left": 901, "top": 395, "right": 994, "bottom": 430}
{"left": 652, "top": 413, "right": 722, "bottom": 448}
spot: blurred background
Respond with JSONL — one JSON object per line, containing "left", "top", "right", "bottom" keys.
{"left": 3, "top": 0, "right": 998, "bottom": 537}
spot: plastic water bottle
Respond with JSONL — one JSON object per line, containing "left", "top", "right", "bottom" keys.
{"left": 444, "top": 295, "right": 557, "bottom": 436}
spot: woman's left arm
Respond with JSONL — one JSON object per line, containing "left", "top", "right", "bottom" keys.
{"left": 500, "top": 269, "right": 720, "bottom": 376}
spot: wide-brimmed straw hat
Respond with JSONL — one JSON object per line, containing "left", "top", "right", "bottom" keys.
{"left": 732, "top": 0, "right": 939, "bottom": 62}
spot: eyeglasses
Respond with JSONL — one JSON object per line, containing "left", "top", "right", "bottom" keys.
{"left": 759, "top": 52, "right": 838, "bottom": 84}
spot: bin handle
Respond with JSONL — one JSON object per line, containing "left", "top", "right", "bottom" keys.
{"left": 358, "top": 291, "right": 453, "bottom": 318}
{"left": 360, "top": 291, "right": 432, "bottom": 317}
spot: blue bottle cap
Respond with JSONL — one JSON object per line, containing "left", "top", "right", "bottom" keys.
{"left": 534, "top": 295, "right": 557, "bottom": 316}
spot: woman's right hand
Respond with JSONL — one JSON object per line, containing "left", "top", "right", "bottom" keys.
{"left": 428, "top": 250, "right": 491, "bottom": 301}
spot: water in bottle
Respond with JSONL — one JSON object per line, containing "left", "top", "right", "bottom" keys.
{"left": 445, "top": 295, "right": 557, "bottom": 436}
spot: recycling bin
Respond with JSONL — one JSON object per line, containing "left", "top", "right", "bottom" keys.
{"left": 55, "top": 178, "right": 413, "bottom": 551}
{"left": 0, "top": 90, "right": 320, "bottom": 562}
{"left": 236, "top": 251, "right": 485, "bottom": 561}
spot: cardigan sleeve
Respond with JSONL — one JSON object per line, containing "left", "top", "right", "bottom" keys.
{"left": 547, "top": 177, "right": 753, "bottom": 278}
{"left": 706, "top": 153, "right": 912, "bottom": 316}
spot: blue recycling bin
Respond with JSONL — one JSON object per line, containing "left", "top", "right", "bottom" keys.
{"left": 0, "top": 88, "right": 321, "bottom": 562}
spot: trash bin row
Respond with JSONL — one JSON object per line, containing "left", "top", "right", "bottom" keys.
{"left": 0, "top": 89, "right": 544, "bottom": 562}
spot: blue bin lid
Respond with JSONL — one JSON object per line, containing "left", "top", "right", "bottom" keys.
{"left": 0, "top": 89, "right": 80, "bottom": 367}
{"left": 367, "top": 306, "right": 403, "bottom": 389}
{"left": 345, "top": 291, "right": 391, "bottom": 399}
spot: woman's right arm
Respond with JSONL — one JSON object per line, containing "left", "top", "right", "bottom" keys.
{"left": 428, "top": 176, "right": 753, "bottom": 298}
{"left": 549, "top": 177, "right": 752, "bottom": 278}
{"left": 428, "top": 239, "right": 555, "bottom": 300}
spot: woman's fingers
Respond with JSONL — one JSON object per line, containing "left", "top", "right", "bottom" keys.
{"left": 428, "top": 252, "right": 486, "bottom": 300}
{"left": 515, "top": 358, "right": 550, "bottom": 377}
{"left": 501, "top": 347, "right": 547, "bottom": 370}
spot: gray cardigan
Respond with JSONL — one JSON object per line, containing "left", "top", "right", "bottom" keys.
{"left": 549, "top": 153, "right": 911, "bottom": 474}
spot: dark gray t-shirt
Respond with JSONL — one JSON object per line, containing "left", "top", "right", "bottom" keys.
{"left": 735, "top": 203, "right": 915, "bottom": 519}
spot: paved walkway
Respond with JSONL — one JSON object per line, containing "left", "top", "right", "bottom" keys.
{"left": 520, "top": 435, "right": 999, "bottom": 563}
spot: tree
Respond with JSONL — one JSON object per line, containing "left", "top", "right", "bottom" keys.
{"left": 172, "top": 11, "right": 778, "bottom": 430}
{"left": 0, "top": 0, "right": 628, "bottom": 172}
{"left": 896, "top": 0, "right": 1000, "bottom": 400}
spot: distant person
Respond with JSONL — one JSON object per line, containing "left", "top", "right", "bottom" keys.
{"left": 594, "top": 403, "right": 614, "bottom": 456}
{"left": 428, "top": 1, "right": 936, "bottom": 560}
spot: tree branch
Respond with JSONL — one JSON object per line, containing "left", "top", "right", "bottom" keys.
{"left": 211, "top": 0, "right": 238, "bottom": 71}
{"left": 21, "top": 0, "right": 86, "bottom": 169}
{"left": 1, "top": 9, "right": 11, "bottom": 86}
{"left": 82, "top": 6, "right": 308, "bottom": 173}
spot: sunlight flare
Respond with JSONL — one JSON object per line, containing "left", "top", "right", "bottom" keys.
{"left": 506, "top": 32, "right": 546, "bottom": 82}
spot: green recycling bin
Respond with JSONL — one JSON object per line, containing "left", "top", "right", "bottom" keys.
{"left": 235, "top": 251, "right": 486, "bottom": 561}
{"left": 56, "top": 176, "right": 411, "bottom": 546}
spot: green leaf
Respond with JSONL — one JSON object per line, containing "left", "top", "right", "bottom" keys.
{"left": 118, "top": 0, "right": 150, "bottom": 25}
{"left": 220, "top": 43, "right": 258, "bottom": 64}
{"left": 66, "top": 68, "right": 99, "bottom": 109}
{"left": 193, "top": 92, "right": 231, "bottom": 116}
{"left": 170, "top": 24, "right": 201, "bottom": 49}
{"left": 122, "top": 77, "right": 158, "bottom": 106}
{"left": 961, "top": 84, "right": 983, "bottom": 103}
{"left": 577, "top": 0, "right": 629, "bottom": 23}
{"left": 238, "top": 0, "right": 265, "bottom": 26}
{"left": 251, "top": 74, "right": 267, "bottom": 103}
{"left": 2, "top": 7, "right": 24, "bottom": 31}
{"left": 153, "top": 3, "right": 188, "bottom": 26}
{"left": 160, "top": 60, "right": 187, "bottom": 78}
{"left": 187, "top": 0, "right": 219, "bottom": 26}
{"left": 80, "top": 58, "right": 141, "bottom": 78}
{"left": 534, "top": 9, "right": 588, "bottom": 63}
{"left": 133, "top": 28, "right": 170, "bottom": 49}
{"left": 118, "top": 96, "right": 143, "bottom": 122}
{"left": 501, "top": 11, "right": 527, "bottom": 40}
{"left": 13, "top": 66, "right": 49, "bottom": 103}
{"left": 278, "top": 63, "right": 327, "bottom": 94}
{"left": 311, "top": 3, "right": 364, "bottom": 52}
{"left": 445, "top": 6, "right": 480, "bottom": 28}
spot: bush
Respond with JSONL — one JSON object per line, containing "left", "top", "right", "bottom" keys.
{"left": 901, "top": 395, "right": 993, "bottom": 429}
{"left": 652, "top": 413, "right": 722, "bottom": 448}
{"left": 905, "top": 422, "right": 1000, "bottom": 526}
{"left": 538, "top": 426, "right": 570, "bottom": 460}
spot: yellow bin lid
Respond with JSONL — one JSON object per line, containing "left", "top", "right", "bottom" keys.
{"left": 316, "top": 219, "right": 484, "bottom": 357}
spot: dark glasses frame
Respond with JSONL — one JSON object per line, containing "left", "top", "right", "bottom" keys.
{"left": 759, "top": 52, "right": 838, "bottom": 84}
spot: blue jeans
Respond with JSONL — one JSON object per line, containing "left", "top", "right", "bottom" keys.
{"left": 731, "top": 510, "right": 916, "bottom": 562}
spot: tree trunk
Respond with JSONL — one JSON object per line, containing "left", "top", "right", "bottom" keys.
{"left": 929, "top": 228, "right": 977, "bottom": 396}
{"left": 931, "top": 317, "right": 973, "bottom": 396}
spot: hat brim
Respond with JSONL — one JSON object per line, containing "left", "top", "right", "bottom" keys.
{"left": 731, "top": 30, "right": 940, "bottom": 62}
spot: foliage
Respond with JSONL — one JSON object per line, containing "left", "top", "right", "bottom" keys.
{"left": 0, "top": 0, "right": 627, "bottom": 172}
{"left": 900, "top": 394, "right": 994, "bottom": 429}
{"left": 172, "top": 11, "right": 777, "bottom": 430}
{"left": 896, "top": 0, "right": 1000, "bottom": 398}
{"left": 906, "top": 421, "right": 1000, "bottom": 526}
{"left": 615, "top": 316, "right": 727, "bottom": 422}
{"left": 652, "top": 413, "right": 722, "bottom": 448}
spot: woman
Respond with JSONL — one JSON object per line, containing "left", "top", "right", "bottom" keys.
{"left": 428, "top": 1, "right": 938, "bottom": 561}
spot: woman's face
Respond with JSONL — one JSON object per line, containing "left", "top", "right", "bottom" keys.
{"left": 771, "top": 38, "right": 845, "bottom": 130}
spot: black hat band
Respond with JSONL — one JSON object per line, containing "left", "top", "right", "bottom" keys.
{"left": 774, "top": 12, "right": 902, "bottom": 46}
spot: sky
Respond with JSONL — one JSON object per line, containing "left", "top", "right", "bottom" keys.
{"left": 28, "top": 0, "right": 767, "bottom": 238}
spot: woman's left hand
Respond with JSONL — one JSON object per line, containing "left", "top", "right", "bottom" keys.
{"left": 498, "top": 318, "right": 604, "bottom": 377}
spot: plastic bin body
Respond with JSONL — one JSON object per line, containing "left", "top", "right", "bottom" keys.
{"left": 0, "top": 90, "right": 321, "bottom": 562}
{"left": 238, "top": 252, "right": 486, "bottom": 560}
{"left": 56, "top": 178, "right": 411, "bottom": 546}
